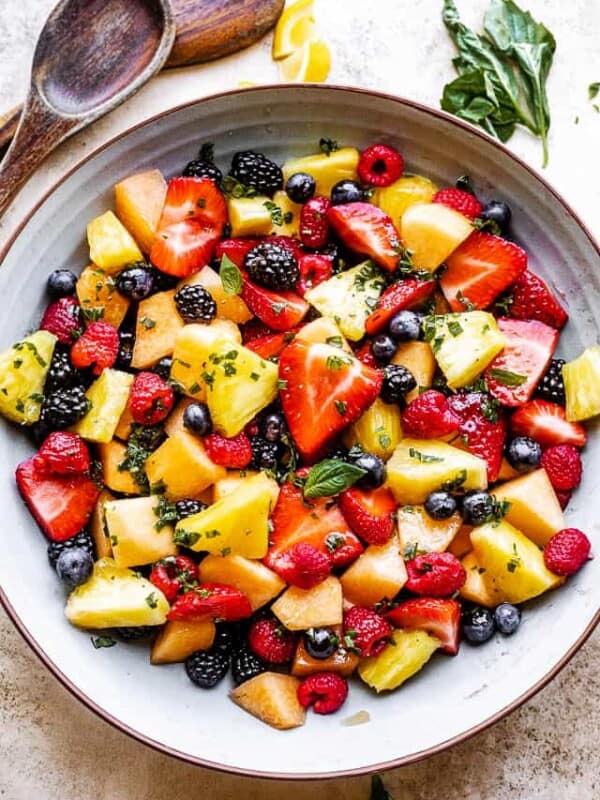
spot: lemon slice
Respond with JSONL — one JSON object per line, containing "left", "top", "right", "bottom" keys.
{"left": 272, "top": 0, "right": 317, "bottom": 60}
{"left": 279, "top": 38, "right": 331, "bottom": 83}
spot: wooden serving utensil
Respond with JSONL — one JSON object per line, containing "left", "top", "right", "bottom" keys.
{"left": 0, "top": 0, "right": 284, "bottom": 158}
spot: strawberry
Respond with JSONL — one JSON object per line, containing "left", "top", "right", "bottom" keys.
{"left": 556, "top": 490, "right": 572, "bottom": 510}
{"left": 540, "top": 444, "right": 583, "bottom": 492}
{"left": 297, "top": 672, "right": 348, "bottom": 715}
{"left": 278, "top": 340, "right": 383, "bottom": 460}
{"left": 441, "top": 231, "right": 527, "bottom": 311}
{"left": 354, "top": 341, "right": 380, "bottom": 369}
{"left": 216, "top": 237, "right": 261, "bottom": 267}
{"left": 357, "top": 143, "right": 404, "bottom": 188}
{"left": 507, "top": 270, "right": 568, "bottom": 329}
{"left": 248, "top": 616, "right": 298, "bottom": 663}
{"left": 405, "top": 552, "right": 466, "bottom": 596}
{"left": 33, "top": 432, "right": 91, "bottom": 475}
{"left": 157, "top": 177, "right": 227, "bottom": 232}
{"left": 543, "top": 528, "right": 592, "bottom": 576}
{"left": 150, "top": 220, "right": 221, "bottom": 277}
{"left": 245, "top": 328, "right": 300, "bottom": 359}
{"left": 240, "top": 272, "right": 309, "bottom": 331}
{"left": 299, "top": 196, "right": 331, "bottom": 249}
{"left": 149, "top": 555, "right": 199, "bottom": 604}
{"left": 484, "top": 318, "right": 558, "bottom": 407}
{"left": 343, "top": 606, "right": 392, "bottom": 656}
{"left": 385, "top": 598, "right": 461, "bottom": 655}
{"left": 167, "top": 583, "right": 252, "bottom": 622}
{"left": 15, "top": 457, "right": 100, "bottom": 542}
{"left": 432, "top": 188, "right": 483, "bottom": 220}
{"left": 447, "top": 391, "right": 507, "bottom": 482}
{"left": 401, "top": 390, "right": 460, "bottom": 440}
{"left": 70, "top": 320, "right": 119, "bottom": 375}
{"left": 203, "top": 432, "right": 253, "bottom": 469}
{"left": 365, "top": 279, "right": 436, "bottom": 335}
{"left": 338, "top": 486, "right": 396, "bottom": 546}
{"left": 272, "top": 542, "right": 331, "bottom": 589}
{"left": 241, "top": 319, "right": 273, "bottom": 344}
{"left": 296, "top": 253, "right": 333, "bottom": 296}
{"left": 40, "top": 297, "right": 83, "bottom": 344}
{"left": 327, "top": 202, "right": 401, "bottom": 272}
{"left": 129, "top": 371, "right": 175, "bottom": 425}
{"left": 510, "top": 399, "right": 587, "bottom": 448}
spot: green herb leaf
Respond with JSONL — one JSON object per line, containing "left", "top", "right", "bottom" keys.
{"left": 91, "top": 635, "right": 117, "bottom": 649}
{"left": 589, "top": 82, "right": 600, "bottom": 100}
{"left": 303, "top": 459, "right": 367, "bottom": 499}
{"left": 145, "top": 592, "right": 159, "bottom": 609}
{"left": 319, "top": 137, "right": 339, "bottom": 156}
{"left": 220, "top": 254, "right": 243, "bottom": 295}
{"left": 334, "top": 399, "right": 348, "bottom": 416}
{"left": 408, "top": 447, "right": 444, "bottom": 463}
{"left": 153, "top": 495, "right": 178, "bottom": 531}
{"left": 487, "top": 367, "right": 527, "bottom": 386}
{"left": 173, "top": 529, "right": 200, "bottom": 547}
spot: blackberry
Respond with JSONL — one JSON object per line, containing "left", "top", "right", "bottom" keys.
{"left": 380, "top": 364, "right": 417, "bottom": 404}
{"left": 185, "top": 648, "right": 230, "bottom": 688}
{"left": 174, "top": 284, "right": 217, "bottom": 323}
{"left": 115, "top": 330, "right": 135, "bottom": 371}
{"left": 231, "top": 644, "right": 266, "bottom": 686}
{"left": 47, "top": 269, "right": 77, "bottom": 298}
{"left": 147, "top": 266, "right": 179, "bottom": 293}
{"left": 175, "top": 498, "right": 208, "bottom": 520}
{"left": 42, "top": 386, "right": 90, "bottom": 429}
{"left": 244, "top": 242, "right": 299, "bottom": 290}
{"left": 115, "top": 264, "right": 155, "bottom": 301}
{"left": 183, "top": 143, "right": 223, "bottom": 183}
{"left": 115, "top": 626, "right": 155, "bottom": 642}
{"left": 259, "top": 411, "right": 286, "bottom": 443}
{"left": 230, "top": 150, "right": 283, "bottom": 196}
{"left": 130, "top": 424, "right": 166, "bottom": 452}
{"left": 250, "top": 435, "right": 280, "bottom": 471}
{"left": 152, "top": 356, "right": 173, "bottom": 381}
{"left": 47, "top": 530, "right": 95, "bottom": 569}
{"left": 536, "top": 358, "right": 565, "bottom": 404}
{"left": 44, "top": 346, "right": 82, "bottom": 393}
{"left": 213, "top": 624, "right": 241, "bottom": 656}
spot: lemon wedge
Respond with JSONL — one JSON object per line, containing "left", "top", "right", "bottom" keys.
{"left": 279, "top": 38, "right": 331, "bottom": 83}
{"left": 272, "top": 0, "right": 317, "bottom": 60}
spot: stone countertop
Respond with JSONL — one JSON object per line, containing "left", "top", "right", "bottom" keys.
{"left": 0, "top": 1, "right": 598, "bottom": 797}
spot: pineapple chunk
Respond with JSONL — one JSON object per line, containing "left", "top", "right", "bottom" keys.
{"left": 73, "top": 369, "right": 133, "bottom": 443}
{"left": 131, "top": 291, "right": 185, "bottom": 370}
{"left": 400, "top": 203, "right": 473, "bottom": 272}
{"left": 87, "top": 210, "right": 143, "bottom": 273}
{"left": 198, "top": 554, "right": 285, "bottom": 611}
{"left": 340, "top": 536, "right": 407, "bottom": 607}
{"left": 282, "top": 148, "right": 360, "bottom": 196}
{"left": 373, "top": 174, "right": 439, "bottom": 224}
{"left": 227, "top": 196, "right": 272, "bottom": 237}
{"left": 212, "top": 471, "right": 259, "bottom": 501}
{"left": 272, "top": 576, "right": 343, "bottom": 630}
{"left": 145, "top": 431, "right": 226, "bottom": 500}
{"left": 460, "top": 551, "right": 503, "bottom": 607}
{"left": 423, "top": 312, "right": 505, "bottom": 389}
{"left": 391, "top": 341, "right": 436, "bottom": 402}
{"left": 343, "top": 396, "right": 402, "bottom": 461}
{"left": 358, "top": 629, "right": 440, "bottom": 692}
{"left": 179, "top": 265, "right": 252, "bottom": 324}
{"left": 0, "top": 330, "right": 56, "bottom": 424}
{"left": 471, "top": 520, "right": 563, "bottom": 604}
{"left": 268, "top": 190, "right": 302, "bottom": 237}
{"left": 397, "top": 505, "right": 462, "bottom": 554}
{"left": 114, "top": 169, "right": 167, "bottom": 254}
{"left": 151, "top": 619, "right": 215, "bottom": 664}
{"left": 65, "top": 558, "right": 169, "bottom": 629}
{"left": 76, "top": 265, "right": 130, "bottom": 328}
{"left": 387, "top": 438, "right": 488, "bottom": 505}
{"left": 104, "top": 495, "right": 178, "bottom": 568}
{"left": 563, "top": 345, "right": 600, "bottom": 421}
{"left": 230, "top": 672, "right": 305, "bottom": 730}
{"left": 493, "top": 469, "right": 565, "bottom": 547}
{"left": 89, "top": 489, "right": 114, "bottom": 559}
{"left": 304, "top": 261, "right": 385, "bottom": 341}
{"left": 98, "top": 440, "right": 143, "bottom": 496}
{"left": 295, "top": 317, "right": 352, "bottom": 351}
{"left": 174, "top": 472, "right": 279, "bottom": 558}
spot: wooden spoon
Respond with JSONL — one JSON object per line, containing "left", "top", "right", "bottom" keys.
{"left": 0, "top": 0, "right": 284, "bottom": 157}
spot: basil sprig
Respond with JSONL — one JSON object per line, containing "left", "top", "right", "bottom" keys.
{"left": 303, "top": 459, "right": 366, "bottom": 499}
{"left": 220, "top": 254, "right": 243, "bottom": 296}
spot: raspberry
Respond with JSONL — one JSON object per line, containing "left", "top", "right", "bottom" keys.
{"left": 401, "top": 390, "right": 460, "bottom": 439}
{"left": 299, "top": 196, "right": 331, "bottom": 249}
{"left": 296, "top": 253, "right": 333, "bottom": 296}
{"left": 248, "top": 617, "right": 297, "bottom": 664}
{"left": 343, "top": 606, "right": 392, "bottom": 657}
{"left": 34, "top": 432, "right": 90, "bottom": 475}
{"left": 203, "top": 432, "right": 252, "bottom": 469}
{"left": 543, "top": 528, "right": 592, "bottom": 576}
{"left": 357, "top": 144, "right": 404, "bottom": 188}
{"left": 541, "top": 444, "right": 583, "bottom": 491}
{"left": 129, "top": 372, "right": 175, "bottom": 425}
{"left": 277, "top": 543, "right": 331, "bottom": 589}
{"left": 297, "top": 672, "right": 349, "bottom": 715}
{"left": 149, "top": 555, "right": 199, "bottom": 603}
{"left": 405, "top": 552, "right": 466, "bottom": 596}
{"left": 432, "top": 187, "right": 483, "bottom": 220}
{"left": 70, "top": 321, "right": 119, "bottom": 375}
{"left": 40, "top": 297, "right": 83, "bottom": 344}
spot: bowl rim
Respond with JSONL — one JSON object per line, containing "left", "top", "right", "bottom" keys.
{"left": 0, "top": 83, "right": 599, "bottom": 780}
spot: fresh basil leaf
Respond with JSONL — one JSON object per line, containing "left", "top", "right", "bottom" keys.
{"left": 220, "top": 255, "right": 243, "bottom": 295}
{"left": 371, "top": 775, "right": 394, "bottom": 800}
{"left": 303, "top": 459, "right": 366, "bottom": 499}
{"left": 487, "top": 367, "right": 527, "bottom": 386}
{"left": 589, "top": 82, "right": 600, "bottom": 100}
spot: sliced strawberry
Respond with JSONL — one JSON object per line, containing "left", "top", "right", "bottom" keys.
{"left": 447, "top": 392, "right": 507, "bottom": 482}
{"left": 216, "top": 237, "right": 261, "bottom": 267}
{"left": 278, "top": 340, "right": 383, "bottom": 460}
{"left": 157, "top": 177, "right": 227, "bottom": 232}
{"left": 354, "top": 341, "right": 381, "bottom": 369}
{"left": 510, "top": 399, "right": 587, "bottom": 448}
{"left": 441, "top": 231, "right": 527, "bottom": 311}
{"left": 386, "top": 598, "right": 461, "bottom": 655}
{"left": 507, "top": 269, "right": 568, "bottom": 329}
{"left": 338, "top": 486, "right": 396, "bottom": 546}
{"left": 167, "top": 583, "right": 252, "bottom": 622}
{"left": 245, "top": 328, "right": 300, "bottom": 359}
{"left": 296, "top": 253, "right": 333, "bottom": 296}
{"left": 150, "top": 220, "right": 220, "bottom": 277}
{"left": 241, "top": 319, "right": 273, "bottom": 343}
{"left": 365, "top": 279, "right": 436, "bottom": 335}
{"left": 241, "top": 271, "right": 309, "bottom": 331}
{"left": 485, "top": 318, "right": 558, "bottom": 407}
{"left": 327, "top": 202, "right": 401, "bottom": 272}
{"left": 15, "top": 457, "right": 100, "bottom": 542}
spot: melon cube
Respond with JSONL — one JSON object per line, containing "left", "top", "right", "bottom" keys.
{"left": 230, "top": 672, "right": 305, "bottom": 730}
{"left": 391, "top": 341, "right": 436, "bottom": 402}
{"left": 98, "top": 440, "right": 144, "bottom": 496}
{"left": 400, "top": 202, "right": 473, "bottom": 272}
{"left": 114, "top": 169, "right": 167, "bottom": 254}
{"left": 198, "top": 554, "right": 285, "bottom": 611}
{"left": 492, "top": 469, "right": 565, "bottom": 547}
{"left": 179, "top": 265, "right": 252, "bottom": 324}
{"left": 131, "top": 291, "right": 185, "bottom": 370}
{"left": 272, "top": 576, "right": 343, "bottom": 630}
{"left": 397, "top": 504, "right": 462, "bottom": 555}
{"left": 145, "top": 431, "right": 226, "bottom": 500}
{"left": 340, "top": 536, "right": 407, "bottom": 607}
{"left": 89, "top": 489, "right": 114, "bottom": 559}
{"left": 76, "top": 265, "right": 130, "bottom": 329}
{"left": 151, "top": 619, "right": 215, "bottom": 664}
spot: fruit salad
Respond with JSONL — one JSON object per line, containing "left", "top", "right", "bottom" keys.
{"left": 2, "top": 138, "right": 597, "bottom": 731}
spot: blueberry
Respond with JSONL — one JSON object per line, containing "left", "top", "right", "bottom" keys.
{"left": 260, "top": 411, "right": 286, "bottom": 443}
{"left": 506, "top": 436, "right": 542, "bottom": 472}
{"left": 183, "top": 402, "right": 213, "bottom": 436}
{"left": 480, "top": 200, "right": 511, "bottom": 233}
{"left": 371, "top": 333, "right": 398, "bottom": 362}
{"left": 115, "top": 265, "right": 155, "bottom": 300}
{"left": 304, "top": 627, "right": 337, "bottom": 660}
{"left": 424, "top": 491, "right": 457, "bottom": 520}
{"left": 331, "top": 179, "right": 364, "bottom": 206}
{"left": 349, "top": 450, "right": 386, "bottom": 489}
{"left": 47, "top": 269, "right": 77, "bottom": 298}
{"left": 461, "top": 606, "right": 496, "bottom": 644}
{"left": 285, "top": 172, "right": 316, "bottom": 204}
{"left": 55, "top": 547, "right": 93, "bottom": 587}
{"left": 494, "top": 603, "right": 521, "bottom": 635}
{"left": 389, "top": 309, "right": 422, "bottom": 341}
{"left": 152, "top": 356, "right": 173, "bottom": 381}
{"left": 461, "top": 490, "right": 496, "bottom": 526}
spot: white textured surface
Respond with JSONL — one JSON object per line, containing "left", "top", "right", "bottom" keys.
{"left": 0, "top": 1, "right": 599, "bottom": 798}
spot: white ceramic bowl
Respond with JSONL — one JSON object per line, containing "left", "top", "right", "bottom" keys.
{"left": 0, "top": 86, "right": 599, "bottom": 778}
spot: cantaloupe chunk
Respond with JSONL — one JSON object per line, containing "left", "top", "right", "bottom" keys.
{"left": 76, "top": 265, "right": 130, "bottom": 328}
{"left": 163, "top": 397, "right": 195, "bottom": 437}
{"left": 272, "top": 576, "right": 343, "bottom": 630}
{"left": 145, "top": 431, "right": 226, "bottom": 500}
{"left": 98, "top": 440, "right": 144, "bottom": 496}
{"left": 179, "top": 265, "right": 252, "bottom": 324}
{"left": 198, "top": 554, "right": 285, "bottom": 611}
{"left": 131, "top": 291, "right": 185, "bottom": 370}
{"left": 212, "top": 471, "right": 259, "bottom": 502}
{"left": 104, "top": 495, "right": 178, "bottom": 568}
{"left": 150, "top": 619, "right": 215, "bottom": 664}
{"left": 459, "top": 551, "right": 503, "bottom": 607}
{"left": 391, "top": 341, "right": 436, "bottom": 402}
{"left": 114, "top": 169, "right": 167, "bottom": 254}
{"left": 292, "top": 624, "right": 359, "bottom": 677}
{"left": 340, "top": 536, "right": 407, "bottom": 607}
{"left": 230, "top": 672, "right": 305, "bottom": 730}
{"left": 400, "top": 202, "right": 472, "bottom": 272}
{"left": 114, "top": 403, "right": 135, "bottom": 441}
{"left": 492, "top": 469, "right": 565, "bottom": 547}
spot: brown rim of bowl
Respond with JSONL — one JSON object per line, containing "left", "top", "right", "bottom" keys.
{"left": 0, "top": 84, "right": 599, "bottom": 780}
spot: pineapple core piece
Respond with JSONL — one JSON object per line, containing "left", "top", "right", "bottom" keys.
{"left": 0, "top": 330, "right": 56, "bottom": 424}
{"left": 358, "top": 629, "right": 441, "bottom": 692}
{"left": 563, "top": 345, "right": 600, "bottom": 421}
